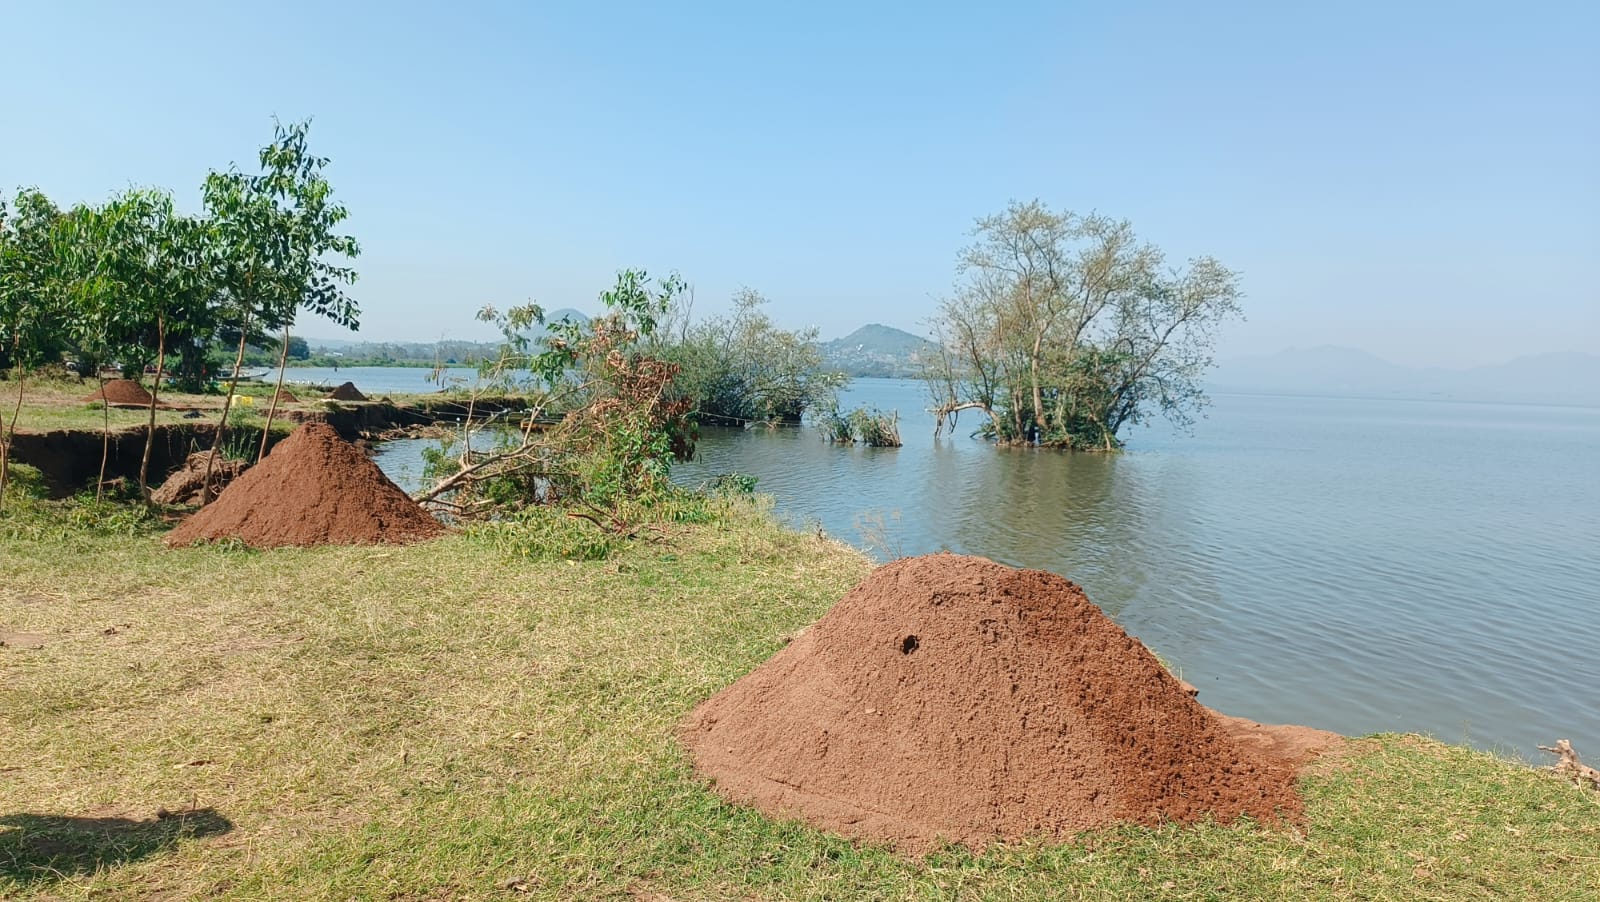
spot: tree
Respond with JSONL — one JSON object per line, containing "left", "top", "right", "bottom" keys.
{"left": 419, "top": 269, "right": 695, "bottom": 526}
{"left": 285, "top": 335, "right": 310, "bottom": 360}
{"left": 73, "top": 190, "right": 220, "bottom": 499}
{"left": 51, "top": 196, "right": 163, "bottom": 501}
{"left": 0, "top": 189, "right": 69, "bottom": 510}
{"left": 927, "top": 201, "right": 1243, "bottom": 450}
{"left": 199, "top": 119, "right": 360, "bottom": 497}
{"left": 651, "top": 287, "right": 844, "bottom": 426}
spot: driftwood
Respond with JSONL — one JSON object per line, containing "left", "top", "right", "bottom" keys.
{"left": 1538, "top": 739, "right": 1600, "bottom": 790}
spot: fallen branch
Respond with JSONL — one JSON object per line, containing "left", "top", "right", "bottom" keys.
{"left": 1538, "top": 739, "right": 1600, "bottom": 790}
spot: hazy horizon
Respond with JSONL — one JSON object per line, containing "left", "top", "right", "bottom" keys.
{"left": 4, "top": 1, "right": 1595, "bottom": 369}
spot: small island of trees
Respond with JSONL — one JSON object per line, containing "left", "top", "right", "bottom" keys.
{"left": 927, "top": 201, "right": 1243, "bottom": 451}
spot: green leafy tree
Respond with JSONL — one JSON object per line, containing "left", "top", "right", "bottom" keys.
{"left": 421, "top": 270, "right": 695, "bottom": 526}
{"left": 928, "top": 201, "right": 1243, "bottom": 450}
{"left": 199, "top": 119, "right": 360, "bottom": 497}
{"left": 74, "top": 189, "right": 221, "bottom": 498}
{"left": 651, "top": 287, "right": 844, "bottom": 426}
{"left": 52, "top": 196, "right": 164, "bottom": 500}
{"left": 0, "top": 189, "right": 69, "bottom": 509}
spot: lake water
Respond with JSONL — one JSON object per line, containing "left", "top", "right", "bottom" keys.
{"left": 264, "top": 365, "right": 484, "bottom": 395}
{"left": 374, "top": 376, "right": 1600, "bottom": 761}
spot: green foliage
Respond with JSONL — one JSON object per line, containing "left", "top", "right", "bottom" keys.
{"left": 816, "top": 403, "right": 902, "bottom": 447}
{"left": 0, "top": 462, "right": 45, "bottom": 500}
{"left": 203, "top": 119, "right": 361, "bottom": 336}
{"left": 467, "top": 506, "right": 619, "bottom": 561}
{"left": 700, "top": 471, "right": 759, "bottom": 497}
{"left": 0, "top": 190, "right": 71, "bottom": 371}
{"left": 650, "top": 287, "right": 845, "bottom": 426}
{"left": 929, "top": 201, "right": 1243, "bottom": 450}
{"left": 423, "top": 270, "right": 696, "bottom": 529}
{"left": 61, "top": 494, "right": 163, "bottom": 536}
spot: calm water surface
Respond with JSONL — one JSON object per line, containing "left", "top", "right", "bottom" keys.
{"left": 264, "top": 365, "right": 481, "bottom": 394}
{"left": 376, "top": 376, "right": 1600, "bottom": 760}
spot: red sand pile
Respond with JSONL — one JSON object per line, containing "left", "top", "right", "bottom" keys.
{"left": 271, "top": 388, "right": 299, "bottom": 403}
{"left": 151, "top": 452, "right": 248, "bottom": 506}
{"left": 82, "top": 379, "right": 154, "bottom": 407}
{"left": 682, "top": 553, "right": 1337, "bottom": 850}
{"left": 327, "top": 381, "right": 367, "bottom": 401}
{"left": 164, "top": 422, "right": 444, "bottom": 548}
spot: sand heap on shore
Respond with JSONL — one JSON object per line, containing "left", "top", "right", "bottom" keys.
{"left": 271, "top": 388, "right": 299, "bottom": 403}
{"left": 327, "top": 381, "right": 367, "bottom": 401}
{"left": 82, "top": 379, "right": 154, "bottom": 407}
{"left": 151, "top": 451, "right": 248, "bottom": 506}
{"left": 164, "top": 422, "right": 444, "bottom": 548}
{"left": 682, "top": 553, "right": 1337, "bottom": 850}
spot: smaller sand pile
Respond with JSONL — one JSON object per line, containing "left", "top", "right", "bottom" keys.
{"left": 83, "top": 379, "right": 154, "bottom": 407}
{"left": 327, "top": 382, "right": 367, "bottom": 401}
{"left": 164, "top": 422, "right": 444, "bottom": 548}
{"left": 683, "top": 554, "right": 1337, "bottom": 850}
{"left": 151, "top": 452, "right": 248, "bottom": 506}
{"left": 271, "top": 388, "right": 299, "bottom": 403}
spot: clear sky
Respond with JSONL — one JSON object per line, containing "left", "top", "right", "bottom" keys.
{"left": 3, "top": 0, "right": 1595, "bottom": 367}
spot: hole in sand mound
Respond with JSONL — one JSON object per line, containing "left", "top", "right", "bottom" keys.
{"left": 681, "top": 552, "right": 1340, "bottom": 851}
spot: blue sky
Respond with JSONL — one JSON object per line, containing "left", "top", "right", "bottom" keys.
{"left": 3, "top": 0, "right": 1595, "bottom": 367}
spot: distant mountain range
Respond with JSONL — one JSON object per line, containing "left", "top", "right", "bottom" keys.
{"left": 307, "top": 308, "right": 591, "bottom": 354}
{"left": 1210, "top": 346, "right": 1600, "bottom": 406}
{"left": 821, "top": 324, "right": 937, "bottom": 378}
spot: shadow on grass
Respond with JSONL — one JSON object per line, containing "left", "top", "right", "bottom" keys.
{"left": 0, "top": 808, "right": 232, "bottom": 886}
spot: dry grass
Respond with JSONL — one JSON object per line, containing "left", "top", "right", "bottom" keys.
{"left": 2, "top": 498, "right": 1597, "bottom": 899}
{"left": 0, "top": 375, "right": 266, "bottom": 434}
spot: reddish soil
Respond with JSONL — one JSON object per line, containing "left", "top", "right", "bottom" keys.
{"left": 327, "top": 381, "right": 367, "bottom": 401}
{"left": 271, "top": 388, "right": 300, "bottom": 403}
{"left": 681, "top": 553, "right": 1339, "bottom": 851}
{"left": 163, "top": 422, "right": 445, "bottom": 548}
{"left": 151, "top": 451, "right": 248, "bottom": 506}
{"left": 82, "top": 379, "right": 154, "bottom": 407}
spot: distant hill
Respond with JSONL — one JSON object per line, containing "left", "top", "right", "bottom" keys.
{"left": 1210, "top": 346, "right": 1600, "bottom": 406}
{"left": 822, "top": 324, "right": 938, "bottom": 378}
{"left": 540, "top": 307, "right": 590, "bottom": 326}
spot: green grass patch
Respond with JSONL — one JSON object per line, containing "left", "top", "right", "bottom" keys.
{"left": 2, "top": 500, "right": 1597, "bottom": 899}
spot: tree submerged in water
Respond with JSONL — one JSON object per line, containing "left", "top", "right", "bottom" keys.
{"left": 927, "top": 201, "right": 1243, "bottom": 451}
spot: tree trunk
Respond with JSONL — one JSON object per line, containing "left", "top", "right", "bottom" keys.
{"left": 139, "top": 315, "right": 167, "bottom": 502}
{"left": 96, "top": 370, "right": 111, "bottom": 502}
{"left": 200, "top": 310, "right": 252, "bottom": 506}
{"left": 0, "top": 357, "right": 23, "bottom": 513}
{"left": 257, "top": 321, "right": 292, "bottom": 462}
{"left": 1030, "top": 330, "right": 1045, "bottom": 443}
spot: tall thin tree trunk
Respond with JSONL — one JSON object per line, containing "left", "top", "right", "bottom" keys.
{"left": 0, "top": 356, "right": 24, "bottom": 513}
{"left": 139, "top": 315, "right": 167, "bottom": 502}
{"left": 200, "top": 310, "right": 252, "bottom": 506}
{"left": 258, "top": 321, "right": 292, "bottom": 462}
{"left": 96, "top": 369, "right": 111, "bottom": 502}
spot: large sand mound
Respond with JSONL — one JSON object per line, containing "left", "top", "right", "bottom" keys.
{"left": 82, "top": 379, "right": 154, "bottom": 407}
{"left": 327, "top": 381, "right": 367, "bottom": 401}
{"left": 682, "top": 553, "right": 1337, "bottom": 850}
{"left": 164, "top": 422, "right": 444, "bottom": 548}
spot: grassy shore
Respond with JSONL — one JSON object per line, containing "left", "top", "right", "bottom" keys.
{"left": 2, "top": 497, "right": 1597, "bottom": 900}
{"left": 0, "top": 375, "right": 314, "bottom": 434}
